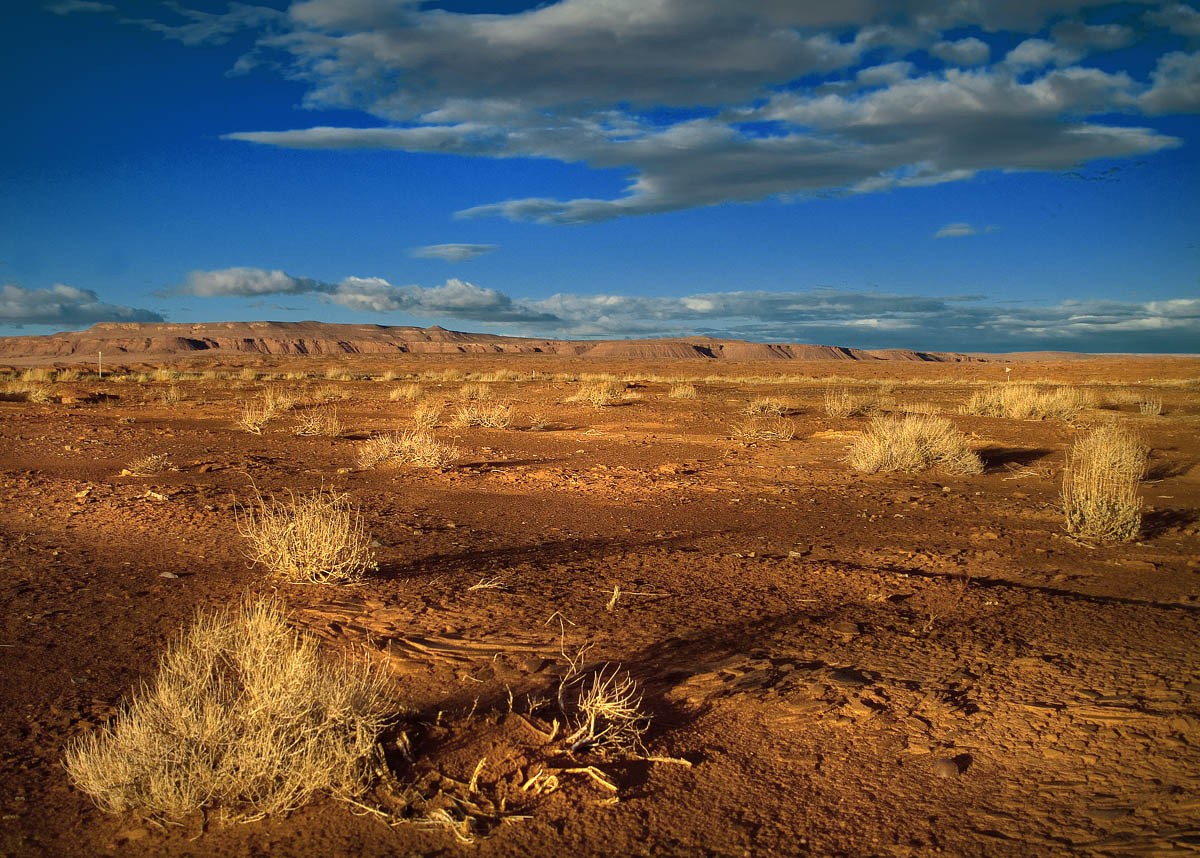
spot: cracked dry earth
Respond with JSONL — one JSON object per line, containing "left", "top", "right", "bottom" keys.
{"left": 1, "top": 356, "right": 1199, "bottom": 857}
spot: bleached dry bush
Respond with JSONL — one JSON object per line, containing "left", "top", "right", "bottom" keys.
{"left": 237, "top": 399, "right": 275, "bottom": 434}
{"left": 1062, "top": 425, "right": 1147, "bottom": 542}
{"left": 1139, "top": 397, "right": 1163, "bottom": 416}
{"left": 122, "top": 453, "right": 169, "bottom": 476}
{"left": 559, "top": 664, "right": 649, "bottom": 755}
{"left": 457, "top": 382, "right": 493, "bottom": 401}
{"left": 823, "top": 386, "right": 881, "bottom": 418}
{"left": 293, "top": 405, "right": 343, "bottom": 437}
{"left": 237, "top": 489, "right": 376, "bottom": 584}
{"left": 730, "top": 418, "right": 796, "bottom": 441}
{"left": 848, "top": 414, "right": 983, "bottom": 475}
{"left": 411, "top": 400, "right": 443, "bottom": 429}
{"left": 388, "top": 383, "right": 423, "bottom": 402}
{"left": 668, "top": 383, "right": 698, "bottom": 400}
{"left": 963, "top": 383, "right": 1095, "bottom": 421}
{"left": 64, "top": 598, "right": 393, "bottom": 819}
{"left": 357, "top": 430, "right": 458, "bottom": 470}
{"left": 450, "top": 402, "right": 514, "bottom": 429}
{"left": 746, "top": 396, "right": 789, "bottom": 416}
{"left": 569, "top": 381, "right": 626, "bottom": 408}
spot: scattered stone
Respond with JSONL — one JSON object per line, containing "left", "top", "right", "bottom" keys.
{"left": 159, "top": 571, "right": 179, "bottom": 579}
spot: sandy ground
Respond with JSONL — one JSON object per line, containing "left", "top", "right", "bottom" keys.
{"left": 1, "top": 355, "right": 1198, "bottom": 857}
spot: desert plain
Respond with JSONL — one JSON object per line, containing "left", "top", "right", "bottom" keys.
{"left": 1, "top": 324, "right": 1199, "bottom": 857}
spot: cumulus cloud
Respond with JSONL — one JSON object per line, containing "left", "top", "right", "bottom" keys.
{"left": 173, "top": 267, "right": 1199, "bottom": 352}
{"left": 930, "top": 37, "right": 990, "bottom": 66}
{"left": 1141, "top": 51, "right": 1200, "bottom": 114}
{"left": 104, "top": 1, "right": 1192, "bottom": 223}
{"left": 0, "top": 283, "right": 164, "bottom": 327}
{"left": 410, "top": 243, "right": 498, "bottom": 262}
{"left": 179, "top": 267, "right": 330, "bottom": 297}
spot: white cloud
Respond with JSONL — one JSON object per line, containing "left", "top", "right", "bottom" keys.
{"left": 0, "top": 283, "right": 164, "bottom": 326}
{"left": 124, "top": 2, "right": 284, "bottom": 47}
{"left": 1146, "top": 4, "right": 1200, "bottom": 38}
{"left": 173, "top": 267, "right": 1200, "bottom": 352}
{"left": 930, "top": 37, "right": 990, "bottom": 67}
{"left": 127, "top": 1, "right": 1197, "bottom": 222}
{"left": 180, "top": 267, "right": 329, "bottom": 296}
{"left": 1141, "top": 51, "right": 1200, "bottom": 114}
{"left": 409, "top": 243, "right": 498, "bottom": 262}
{"left": 934, "top": 223, "right": 977, "bottom": 238}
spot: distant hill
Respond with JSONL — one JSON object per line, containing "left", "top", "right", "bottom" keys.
{"left": 0, "top": 320, "right": 988, "bottom": 363}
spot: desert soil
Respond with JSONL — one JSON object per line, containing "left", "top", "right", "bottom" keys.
{"left": 1, "top": 354, "right": 1199, "bottom": 857}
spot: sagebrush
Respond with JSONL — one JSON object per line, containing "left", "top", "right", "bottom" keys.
{"left": 64, "top": 598, "right": 394, "bottom": 819}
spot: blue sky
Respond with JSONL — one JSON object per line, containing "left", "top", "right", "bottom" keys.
{"left": 2, "top": 0, "right": 1199, "bottom": 352}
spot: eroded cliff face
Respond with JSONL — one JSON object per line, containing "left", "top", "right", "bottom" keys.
{"left": 0, "top": 321, "right": 983, "bottom": 363}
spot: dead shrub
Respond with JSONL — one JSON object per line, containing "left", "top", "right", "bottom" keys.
{"left": 121, "top": 453, "right": 169, "bottom": 476}
{"left": 236, "top": 399, "right": 275, "bottom": 434}
{"left": 357, "top": 430, "right": 458, "bottom": 470}
{"left": 848, "top": 414, "right": 983, "bottom": 475}
{"left": 963, "top": 383, "right": 1095, "bottom": 420}
{"left": 64, "top": 598, "right": 393, "bottom": 820}
{"left": 1062, "top": 425, "right": 1147, "bottom": 542}
{"left": 411, "top": 401, "right": 443, "bottom": 429}
{"left": 457, "top": 382, "right": 493, "bottom": 401}
{"left": 746, "top": 396, "right": 789, "bottom": 416}
{"left": 450, "top": 402, "right": 513, "bottom": 429}
{"left": 1139, "top": 397, "right": 1163, "bottom": 416}
{"left": 237, "top": 489, "right": 376, "bottom": 584}
{"left": 293, "top": 405, "right": 343, "bottom": 437}
{"left": 389, "top": 383, "right": 423, "bottom": 402}
{"left": 559, "top": 663, "right": 649, "bottom": 755}
{"left": 668, "top": 383, "right": 698, "bottom": 400}
{"left": 568, "top": 381, "right": 626, "bottom": 408}
{"left": 730, "top": 418, "right": 796, "bottom": 441}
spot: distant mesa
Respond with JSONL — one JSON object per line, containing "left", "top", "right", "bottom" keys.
{"left": 0, "top": 321, "right": 986, "bottom": 363}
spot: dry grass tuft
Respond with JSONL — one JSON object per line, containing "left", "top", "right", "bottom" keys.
{"left": 823, "top": 387, "right": 877, "bottom": 418}
{"left": 357, "top": 430, "right": 459, "bottom": 470}
{"left": 411, "top": 401, "right": 443, "bottom": 429}
{"left": 1062, "top": 425, "right": 1147, "bottom": 542}
{"left": 730, "top": 418, "right": 797, "bottom": 441}
{"left": 963, "top": 383, "right": 1096, "bottom": 421}
{"left": 1139, "top": 397, "right": 1163, "bottom": 416}
{"left": 457, "top": 382, "right": 493, "bottom": 401}
{"left": 388, "top": 383, "right": 423, "bottom": 402}
{"left": 568, "top": 381, "right": 626, "bottom": 408}
{"left": 237, "top": 489, "right": 377, "bottom": 584}
{"left": 848, "top": 414, "right": 983, "bottom": 475}
{"left": 746, "top": 396, "right": 789, "bottom": 416}
{"left": 64, "top": 598, "right": 393, "bottom": 820}
{"left": 122, "top": 453, "right": 169, "bottom": 476}
{"left": 450, "top": 402, "right": 514, "bottom": 429}
{"left": 237, "top": 400, "right": 275, "bottom": 434}
{"left": 292, "top": 405, "right": 343, "bottom": 437}
{"left": 668, "top": 383, "right": 698, "bottom": 400}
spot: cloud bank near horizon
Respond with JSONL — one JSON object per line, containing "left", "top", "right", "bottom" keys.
{"left": 0, "top": 283, "right": 164, "bottom": 328}
{"left": 169, "top": 266, "right": 1200, "bottom": 353}
{"left": 61, "top": 0, "right": 1200, "bottom": 224}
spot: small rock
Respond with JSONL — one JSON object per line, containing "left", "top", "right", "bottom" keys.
{"left": 159, "top": 571, "right": 179, "bottom": 579}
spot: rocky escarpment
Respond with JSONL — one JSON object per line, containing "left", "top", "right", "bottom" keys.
{"left": 0, "top": 321, "right": 985, "bottom": 363}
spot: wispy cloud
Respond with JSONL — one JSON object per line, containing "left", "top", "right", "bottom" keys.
{"left": 174, "top": 267, "right": 1200, "bottom": 353}
{"left": 187, "top": 0, "right": 1193, "bottom": 223}
{"left": 410, "top": 243, "right": 498, "bottom": 262}
{"left": 934, "top": 222, "right": 997, "bottom": 239}
{"left": 0, "top": 283, "right": 164, "bottom": 326}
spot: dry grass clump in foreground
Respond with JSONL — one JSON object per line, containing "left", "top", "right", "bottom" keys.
{"left": 848, "top": 414, "right": 984, "bottom": 475}
{"left": 64, "top": 598, "right": 393, "bottom": 820}
{"left": 411, "top": 401, "right": 443, "bottom": 429}
{"left": 1063, "top": 425, "right": 1148, "bottom": 542}
{"left": 357, "top": 430, "right": 459, "bottom": 470}
{"left": 388, "top": 382, "right": 423, "bottom": 402}
{"left": 746, "top": 396, "right": 789, "bottom": 416}
{"left": 668, "top": 382, "right": 698, "bottom": 400}
{"left": 963, "top": 383, "right": 1096, "bottom": 420}
{"left": 730, "top": 418, "right": 797, "bottom": 441}
{"left": 237, "top": 489, "right": 377, "bottom": 584}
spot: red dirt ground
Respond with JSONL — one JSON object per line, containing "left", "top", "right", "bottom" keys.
{"left": 1, "top": 354, "right": 1198, "bottom": 857}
